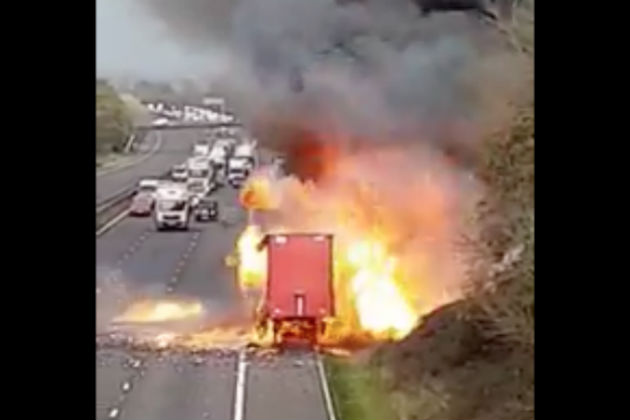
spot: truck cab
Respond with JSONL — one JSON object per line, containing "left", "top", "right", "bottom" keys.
{"left": 228, "top": 142, "right": 256, "bottom": 188}
{"left": 227, "top": 158, "right": 252, "bottom": 188}
{"left": 209, "top": 143, "right": 228, "bottom": 172}
{"left": 154, "top": 185, "right": 191, "bottom": 231}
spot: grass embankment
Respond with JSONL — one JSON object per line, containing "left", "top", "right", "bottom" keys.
{"left": 325, "top": 356, "right": 397, "bottom": 420}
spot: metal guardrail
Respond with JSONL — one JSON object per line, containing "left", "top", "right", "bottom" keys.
{"left": 136, "top": 122, "right": 240, "bottom": 131}
{"left": 96, "top": 185, "right": 137, "bottom": 215}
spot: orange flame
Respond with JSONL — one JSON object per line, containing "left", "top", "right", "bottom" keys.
{"left": 230, "top": 145, "right": 471, "bottom": 347}
{"left": 113, "top": 299, "right": 204, "bottom": 324}
{"left": 235, "top": 224, "right": 267, "bottom": 291}
{"left": 344, "top": 239, "right": 417, "bottom": 339}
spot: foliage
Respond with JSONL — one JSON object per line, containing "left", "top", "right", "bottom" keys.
{"left": 96, "top": 79, "right": 133, "bottom": 154}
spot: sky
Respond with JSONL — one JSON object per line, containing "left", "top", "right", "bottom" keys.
{"left": 96, "top": 0, "right": 221, "bottom": 82}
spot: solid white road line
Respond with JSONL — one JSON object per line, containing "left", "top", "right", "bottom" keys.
{"left": 96, "top": 210, "right": 129, "bottom": 237}
{"left": 232, "top": 349, "right": 248, "bottom": 420}
{"left": 316, "top": 354, "right": 337, "bottom": 420}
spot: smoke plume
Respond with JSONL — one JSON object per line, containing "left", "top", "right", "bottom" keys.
{"left": 139, "top": 0, "right": 525, "bottom": 156}
{"left": 136, "top": 0, "right": 529, "bottom": 325}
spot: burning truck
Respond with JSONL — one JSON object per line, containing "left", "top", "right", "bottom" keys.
{"left": 230, "top": 155, "right": 451, "bottom": 348}
{"left": 255, "top": 233, "right": 335, "bottom": 346}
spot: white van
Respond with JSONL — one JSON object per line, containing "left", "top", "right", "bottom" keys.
{"left": 154, "top": 185, "right": 190, "bottom": 231}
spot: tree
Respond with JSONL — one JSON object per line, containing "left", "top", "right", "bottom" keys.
{"left": 96, "top": 80, "right": 133, "bottom": 154}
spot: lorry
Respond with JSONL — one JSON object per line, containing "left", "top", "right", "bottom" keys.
{"left": 233, "top": 142, "right": 256, "bottom": 165}
{"left": 154, "top": 184, "right": 191, "bottom": 231}
{"left": 209, "top": 141, "right": 231, "bottom": 182}
{"left": 187, "top": 156, "right": 214, "bottom": 205}
{"left": 227, "top": 158, "right": 251, "bottom": 188}
{"left": 257, "top": 233, "right": 335, "bottom": 346}
{"left": 227, "top": 142, "right": 257, "bottom": 188}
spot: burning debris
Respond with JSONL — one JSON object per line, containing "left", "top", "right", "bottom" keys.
{"left": 228, "top": 144, "right": 475, "bottom": 350}
{"left": 112, "top": 298, "right": 205, "bottom": 324}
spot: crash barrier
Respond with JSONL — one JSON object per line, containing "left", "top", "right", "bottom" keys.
{"left": 136, "top": 122, "right": 241, "bottom": 131}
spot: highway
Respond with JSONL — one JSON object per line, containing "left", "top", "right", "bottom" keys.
{"left": 96, "top": 129, "right": 332, "bottom": 420}
{"left": 96, "top": 129, "right": 199, "bottom": 205}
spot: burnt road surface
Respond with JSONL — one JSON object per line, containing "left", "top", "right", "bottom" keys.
{"left": 96, "top": 129, "right": 199, "bottom": 205}
{"left": 97, "top": 154, "right": 332, "bottom": 420}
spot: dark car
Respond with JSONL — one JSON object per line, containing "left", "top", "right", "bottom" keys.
{"left": 194, "top": 199, "right": 218, "bottom": 222}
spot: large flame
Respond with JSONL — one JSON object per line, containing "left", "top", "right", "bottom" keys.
{"left": 236, "top": 224, "right": 267, "bottom": 291}
{"left": 109, "top": 298, "right": 256, "bottom": 351}
{"left": 113, "top": 299, "right": 204, "bottom": 324}
{"left": 230, "top": 144, "right": 473, "bottom": 347}
{"left": 344, "top": 239, "right": 417, "bottom": 339}
{"left": 239, "top": 170, "right": 276, "bottom": 210}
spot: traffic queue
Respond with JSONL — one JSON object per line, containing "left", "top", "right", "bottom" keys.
{"left": 128, "top": 127, "right": 258, "bottom": 231}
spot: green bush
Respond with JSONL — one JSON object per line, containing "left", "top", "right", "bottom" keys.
{"left": 96, "top": 79, "right": 133, "bottom": 154}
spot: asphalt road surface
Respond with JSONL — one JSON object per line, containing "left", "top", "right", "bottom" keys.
{"left": 96, "top": 163, "right": 330, "bottom": 419}
{"left": 96, "top": 129, "right": 199, "bottom": 205}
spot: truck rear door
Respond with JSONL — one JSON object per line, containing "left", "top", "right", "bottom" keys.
{"left": 266, "top": 234, "right": 334, "bottom": 319}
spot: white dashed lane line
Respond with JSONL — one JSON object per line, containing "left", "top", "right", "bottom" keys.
{"left": 113, "top": 230, "right": 153, "bottom": 267}
{"left": 163, "top": 232, "right": 202, "bottom": 295}
{"left": 102, "top": 356, "right": 146, "bottom": 420}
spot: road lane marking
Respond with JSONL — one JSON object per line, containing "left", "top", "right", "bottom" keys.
{"left": 97, "top": 210, "right": 129, "bottom": 237}
{"left": 316, "top": 354, "right": 337, "bottom": 420}
{"left": 232, "top": 350, "right": 248, "bottom": 420}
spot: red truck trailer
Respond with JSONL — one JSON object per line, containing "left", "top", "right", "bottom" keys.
{"left": 258, "top": 233, "right": 335, "bottom": 346}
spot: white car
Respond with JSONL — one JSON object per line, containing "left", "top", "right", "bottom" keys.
{"left": 171, "top": 164, "right": 188, "bottom": 182}
{"left": 138, "top": 179, "right": 159, "bottom": 199}
{"left": 152, "top": 118, "right": 170, "bottom": 126}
